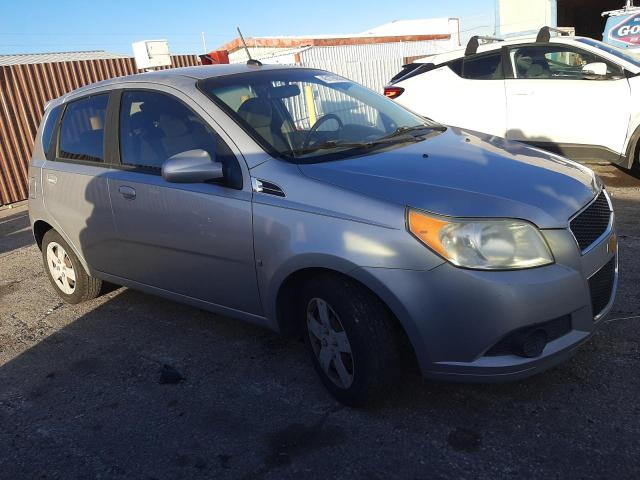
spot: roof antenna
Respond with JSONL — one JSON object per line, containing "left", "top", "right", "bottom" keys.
{"left": 237, "top": 27, "right": 262, "bottom": 66}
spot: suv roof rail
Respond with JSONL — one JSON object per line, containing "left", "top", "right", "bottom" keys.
{"left": 536, "top": 26, "right": 571, "bottom": 43}
{"left": 465, "top": 35, "right": 504, "bottom": 56}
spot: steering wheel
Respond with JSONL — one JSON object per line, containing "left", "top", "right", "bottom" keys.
{"left": 302, "top": 114, "right": 344, "bottom": 148}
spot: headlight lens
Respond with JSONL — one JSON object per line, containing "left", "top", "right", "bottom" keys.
{"left": 407, "top": 209, "right": 554, "bottom": 270}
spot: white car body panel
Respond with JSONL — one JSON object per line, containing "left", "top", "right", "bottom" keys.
{"left": 392, "top": 36, "right": 640, "bottom": 167}
{"left": 504, "top": 77, "right": 631, "bottom": 154}
{"left": 399, "top": 66, "right": 507, "bottom": 138}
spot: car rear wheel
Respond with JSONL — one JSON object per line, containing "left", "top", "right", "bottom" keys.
{"left": 41, "top": 230, "right": 102, "bottom": 304}
{"left": 301, "top": 274, "right": 400, "bottom": 407}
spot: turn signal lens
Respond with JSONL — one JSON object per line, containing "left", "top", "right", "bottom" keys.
{"left": 407, "top": 209, "right": 554, "bottom": 270}
{"left": 383, "top": 86, "right": 405, "bottom": 99}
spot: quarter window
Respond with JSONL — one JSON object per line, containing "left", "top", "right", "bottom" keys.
{"left": 58, "top": 95, "right": 108, "bottom": 162}
{"left": 119, "top": 90, "right": 242, "bottom": 188}
{"left": 41, "top": 105, "right": 62, "bottom": 158}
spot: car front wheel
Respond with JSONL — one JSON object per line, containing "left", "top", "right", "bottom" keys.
{"left": 301, "top": 274, "right": 400, "bottom": 407}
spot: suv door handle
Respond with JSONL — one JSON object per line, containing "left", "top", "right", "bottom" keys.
{"left": 118, "top": 185, "right": 136, "bottom": 200}
{"left": 46, "top": 173, "right": 57, "bottom": 185}
{"left": 512, "top": 90, "right": 533, "bottom": 96}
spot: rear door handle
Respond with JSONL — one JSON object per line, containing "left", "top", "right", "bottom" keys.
{"left": 118, "top": 185, "right": 136, "bottom": 200}
{"left": 512, "top": 90, "right": 533, "bottom": 96}
{"left": 46, "top": 173, "right": 57, "bottom": 185}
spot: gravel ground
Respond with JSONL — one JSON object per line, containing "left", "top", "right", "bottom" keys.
{"left": 0, "top": 165, "right": 639, "bottom": 479}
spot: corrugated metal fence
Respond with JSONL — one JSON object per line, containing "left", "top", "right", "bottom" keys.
{"left": 299, "top": 40, "right": 456, "bottom": 92}
{"left": 0, "top": 54, "right": 201, "bottom": 206}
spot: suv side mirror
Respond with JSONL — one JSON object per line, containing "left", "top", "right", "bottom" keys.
{"left": 161, "top": 149, "right": 223, "bottom": 183}
{"left": 582, "top": 62, "right": 608, "bottom": 77}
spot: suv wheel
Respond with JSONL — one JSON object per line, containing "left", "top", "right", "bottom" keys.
{"left": 633, "top": 150, "right": 640, "bottom": 177}
{"left": 301, "top": 274, "right": 400, "bottom": 407}
{"left": 41, "top": 230, "right": 102, "bottom": 304}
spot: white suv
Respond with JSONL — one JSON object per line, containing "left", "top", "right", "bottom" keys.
{"left": 386, "top": 27, "right": 640, "bottom": 171}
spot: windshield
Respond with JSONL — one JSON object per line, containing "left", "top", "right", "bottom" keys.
{"left": 577, "top": 37, "right": 640, "bottom": 68}
{"left": 199, "top": 69, "right": 441, "bottom": 162}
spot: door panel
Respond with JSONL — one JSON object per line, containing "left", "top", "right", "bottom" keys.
{"left": 505, "top": 44, "right": 631, "bottom": 155}
{"left": 106, "top": 88, "right": 260, "bottom": 315}
{"left": 42, "top": 161, "right": 116, "bottom": 272}
{"left": 106, "top": 172, "right": 260, "bottom": 314}
{"left": 42, "top": 92, "right": 117, "bottom": 272}
{"left": 505, "top": 78, "right": 630, "bottom": 154}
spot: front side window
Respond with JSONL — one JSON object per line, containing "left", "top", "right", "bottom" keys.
{"left": 58, "top": 94, "right": 108, "bottom": 162}
{"left": 199, "top": 69, "right": 439, "bottom": 162}
{"left": 510, "top": 45, "right": 623, "bottom": 79}
{"left": 119, "top": 90, "right": 242, "bottom": 188}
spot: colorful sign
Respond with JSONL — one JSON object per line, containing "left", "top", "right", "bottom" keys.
{"left": 604, "top": 13, "right": 640, "bottom": 48}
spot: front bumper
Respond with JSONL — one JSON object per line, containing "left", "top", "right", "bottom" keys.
{"left": 356, "top": 227, "right": 617, "bottom": 382}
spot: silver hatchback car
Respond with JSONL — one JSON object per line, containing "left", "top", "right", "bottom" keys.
{"left": 29, "top": 64, "right": 617, "bottom": 406}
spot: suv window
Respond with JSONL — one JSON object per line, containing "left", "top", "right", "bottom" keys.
{"left": 41, "top": 105, "right": 63, "bottom": 158}
{"left": 119, "top": 90, "right": 242, "bottom": 188}
{"left": 58, "top": 94, "right": 108, "bottom": 162}
{"left": 462, "top": 53, "right": 504, "bottom": 80}
{"left": 510, "top": 45, "right": 624, "bottom": 79}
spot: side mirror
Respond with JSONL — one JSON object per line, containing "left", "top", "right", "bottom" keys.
{"left": 582, "top": 62, "right": 608, "bottom": 77}
{"left": 161, "top": 149, "right": 223, "bottom": 184}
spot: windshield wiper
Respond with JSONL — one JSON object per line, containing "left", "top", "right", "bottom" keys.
{"left": 286, "top": 124, "right": 447, "bottom": 157}
{"left": 286, "top": 140, "right": 373, "bottom": 156}
{"left": 379, "top": 124, "right": 447, "bottom": 141}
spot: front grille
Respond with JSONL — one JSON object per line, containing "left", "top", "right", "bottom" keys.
{"left": 589, "top": 257, "right": 616, "bottom": 318}
{"left": 570, "top": 191, "right": 611, "bottom": 252}
{"left": 485, "top": 315, "right": 572, "bottom": 357}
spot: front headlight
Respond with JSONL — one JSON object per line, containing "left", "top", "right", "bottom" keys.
{"left": 407, "top": 209, "right": 554, "bottom": 270}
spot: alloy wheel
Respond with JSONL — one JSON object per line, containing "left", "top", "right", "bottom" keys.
{"left": 306, "top": 297, "right": 355, "bottom": 389}
{"left": 46, "top": 242, "right": 76, "bottom": 295}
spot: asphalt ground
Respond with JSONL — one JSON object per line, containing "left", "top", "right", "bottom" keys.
{"left": 0, "top": 165, "right": 639, "bottom": 479}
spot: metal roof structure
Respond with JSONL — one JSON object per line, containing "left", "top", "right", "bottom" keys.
{"left": 0, "top": 50, "right": 129, "bottom": 66}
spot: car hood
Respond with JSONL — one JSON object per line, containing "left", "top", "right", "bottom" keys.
{"left": 298, "top": 128, "right": 601, "bottom": 229}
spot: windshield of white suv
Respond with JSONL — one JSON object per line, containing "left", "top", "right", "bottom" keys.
{"left": 199, "top": 69, "right": 444, "bottom": 162}
{"left": 576, "top": 37, "right": 640, "bottom": 68}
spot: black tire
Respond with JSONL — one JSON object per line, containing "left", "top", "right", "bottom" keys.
{"left": 41, "top": 229, "right": 102, "bottom": 304}
{"left": 632, "top": 156, "right": 640, "bottom": 177}
{"left": 300, "top": 273, "right": 400, "bottom": 407}
{"left": 627, "top": 133, "right": 640, "bottom": 178}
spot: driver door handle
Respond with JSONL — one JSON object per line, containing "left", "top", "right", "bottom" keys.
{"left": 118, "top": 185, "right": 136, "bottom": 200}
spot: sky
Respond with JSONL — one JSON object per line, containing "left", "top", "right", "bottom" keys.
{"left": 0, "top": 0, "right": 496, "bottom": 55}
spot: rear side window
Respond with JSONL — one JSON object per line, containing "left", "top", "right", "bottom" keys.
{"left": 389, "top": 63, "right": 436, "bottom": 84}
{"left": 462, "top": 53, "right": 504, "bottom": 80}
{"left": 41, "top": 105, "right": 62, "bottom": 158}
{"left": 58, "top": 94, "right": 108, "bottom": 163}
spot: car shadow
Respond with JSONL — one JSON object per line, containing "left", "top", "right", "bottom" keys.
{"left": 0, "top": 207, "right": 32, "bottom": 255}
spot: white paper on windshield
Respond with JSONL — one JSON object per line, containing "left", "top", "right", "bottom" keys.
{"left": 316, "top": 74, "right": 348, "bottom": 84}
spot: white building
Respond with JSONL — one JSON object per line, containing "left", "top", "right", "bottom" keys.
{"left": 495, "top": 0, "right": 623, "bottom": 40}
{"left": 218, "top": 19, "right": 460, "bottom": 92}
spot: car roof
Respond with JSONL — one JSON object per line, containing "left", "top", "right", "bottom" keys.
{"left": 414, "top": 36, "right": 591, "bottom": 65}
{"left": 58, "top": 63, "right": 307, "bottom": 101}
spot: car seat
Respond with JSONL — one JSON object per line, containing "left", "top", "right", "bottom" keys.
{"left": 237, "top": 98, "right": 290, "bottom": 152}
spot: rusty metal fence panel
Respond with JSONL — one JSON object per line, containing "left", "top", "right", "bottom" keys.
{"left": 0, "top": 54, "right": 201, "bottom": 206}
